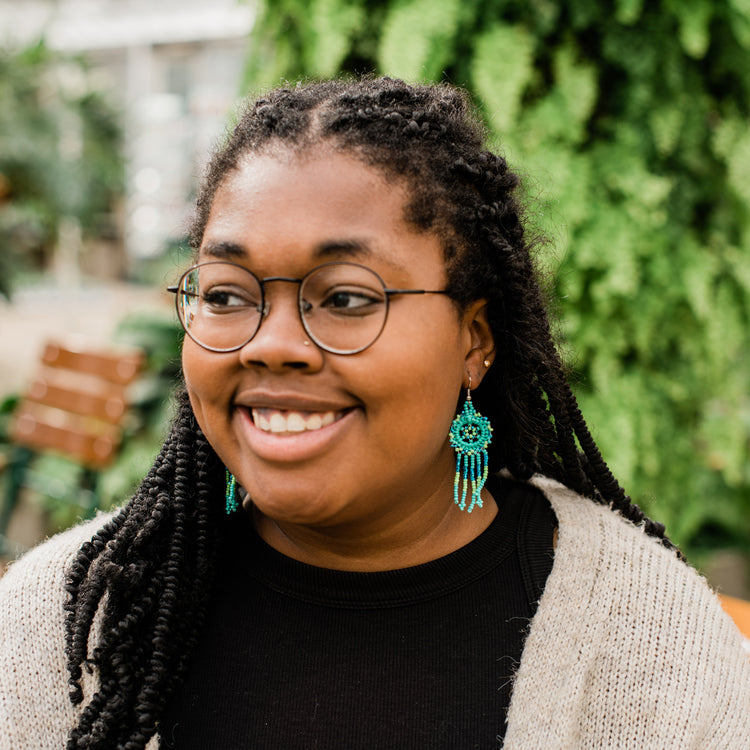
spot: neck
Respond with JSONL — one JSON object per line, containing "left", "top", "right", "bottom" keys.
{"left": 252, "top": 479, "right": 498, "bottom": 572}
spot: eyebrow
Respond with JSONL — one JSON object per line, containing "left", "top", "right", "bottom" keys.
{"left": 201, "top": 241, "right": 246, "bottom": 260}
{"left": 201, "top": 238, "right": 406, "bottom": 272}
{"left": 313, "top": 239, "right": 372, "bottom": 260}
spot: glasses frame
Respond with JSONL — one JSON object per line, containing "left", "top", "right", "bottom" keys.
{"left": 167, "top": 260, "right": 451, "bottom": 355}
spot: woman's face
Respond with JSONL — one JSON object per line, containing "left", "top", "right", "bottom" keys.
{"left": 182, "top": 149, "right": 492, "bottom": 536}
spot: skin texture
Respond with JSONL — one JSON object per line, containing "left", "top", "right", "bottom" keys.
{"left": 182, "top": 149, "right": 496, "bottom": 571}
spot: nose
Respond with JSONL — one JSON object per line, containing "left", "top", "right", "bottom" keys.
{"left": 237, "top": 284, "right": 323, "bottom": 371}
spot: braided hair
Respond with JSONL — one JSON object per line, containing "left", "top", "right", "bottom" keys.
{"left": 64, "top": 77, "right": 678, "bottom": 748}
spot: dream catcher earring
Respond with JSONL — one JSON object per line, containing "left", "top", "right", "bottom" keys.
{"left": 449, "top": 376, "right": 493, "bottom": 513}
{"left": 225, "top": 469, "right": 240, "bottom": 514}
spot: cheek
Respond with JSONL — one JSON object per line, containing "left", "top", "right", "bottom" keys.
{"left": 361, "top": 314, "right": 465, "bottom": 438}
{"left": 181, "top": 342, "right": 233, "bottom": 425}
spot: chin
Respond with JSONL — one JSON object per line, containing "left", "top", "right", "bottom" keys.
{"left": 247, "top": 484, "right": 349, "bottom": 527}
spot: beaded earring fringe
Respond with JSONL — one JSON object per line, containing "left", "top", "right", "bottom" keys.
{"left": 449, "top": 390, "right": 493, "bottom": 513}
{"left": 225, "top": 469, "right": 239, "bottom": 515}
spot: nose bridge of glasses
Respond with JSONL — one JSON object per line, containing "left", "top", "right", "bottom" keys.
{"left": 259, "top": 275, "right": 306, "bottom": 319}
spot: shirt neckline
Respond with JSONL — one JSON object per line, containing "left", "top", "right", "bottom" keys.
{"left": 221, "top": 475, "right": 524, "bottom": 610}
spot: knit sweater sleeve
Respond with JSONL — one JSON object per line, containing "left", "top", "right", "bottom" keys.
{"left": 0, "top": 514, "right": 114, "bottom": 749}
{"left": 504, "top": 477, "right": 750, "bottom": 750}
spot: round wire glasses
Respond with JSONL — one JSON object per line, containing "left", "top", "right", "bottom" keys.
{"left": 168, "top": 261, "right": 451, "bottom": 355}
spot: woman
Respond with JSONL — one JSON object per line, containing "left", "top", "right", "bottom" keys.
{"left": 1, "top": 77, "right": 749, "bottom": 749}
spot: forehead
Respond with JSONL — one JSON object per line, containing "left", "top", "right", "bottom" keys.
{"left": 207, "top": 151, "right": 406, "bottom": 235}
{"left": 199, "top": 150, "right": 446, "bottom": 281}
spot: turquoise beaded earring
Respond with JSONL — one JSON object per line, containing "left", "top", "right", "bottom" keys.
{"left": 225, "top": 469, "right": 239, "bottom": 514}
{"left": 449, "top": 376, "right": 493, "bottom": 513}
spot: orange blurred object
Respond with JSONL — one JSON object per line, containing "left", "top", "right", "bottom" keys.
{"left": 719, "top": 594, "right": 750, "bottom": 647}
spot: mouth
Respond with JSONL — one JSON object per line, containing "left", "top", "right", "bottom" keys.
{"left": 248, "top": 407, "right": 350, "bottom": 435}
{"left": 234, "top": 397, "right": 360, "bottom": 463}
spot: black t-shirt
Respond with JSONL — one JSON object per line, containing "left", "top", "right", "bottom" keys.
{"left": 160, "top": 476, "right": 556, "bottom": 749}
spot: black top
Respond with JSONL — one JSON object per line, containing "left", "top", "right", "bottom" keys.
{"left": 160, "top": 476, "right": 556, "bottom": 749}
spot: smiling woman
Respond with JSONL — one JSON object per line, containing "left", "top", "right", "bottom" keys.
{"left": 1, "top": 77, "right": 749, "bottom": 750}
{"left": 181, "top": 151, "right": 491, "bottom": 559}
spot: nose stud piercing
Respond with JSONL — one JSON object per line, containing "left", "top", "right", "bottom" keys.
{"left": 303, "top": 340, "right": 311, "bottom": 346}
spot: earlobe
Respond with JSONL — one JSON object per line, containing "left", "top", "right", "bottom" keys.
{"left": 462, "top": 299, "right": 495, "bottom": 388}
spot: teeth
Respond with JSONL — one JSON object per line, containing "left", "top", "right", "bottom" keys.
{"left": 306, "top": 414, "right": 323, "bottom": 430}
{"left": 251, "top": 408, "right": 341, "bottom": 434}
{"left": 269, "top": 413, "right": 287, "bottom": 433}
{"left": 286, "top": 413, "right": 306, "bottom": 432}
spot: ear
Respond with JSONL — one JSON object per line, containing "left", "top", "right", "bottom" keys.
{"left": 461, "top": 299, "right": 495, "bottom": 389}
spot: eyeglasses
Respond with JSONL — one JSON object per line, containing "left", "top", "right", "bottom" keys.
{"left": 167, "top": 261, "right": 451, "bottom": 355}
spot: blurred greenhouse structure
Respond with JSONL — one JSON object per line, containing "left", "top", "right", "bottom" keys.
{"left": 0, "top": 0, "right": 253, "bottom": 274}
{"left": 0, "top": 0, "right": 254, "bottom": 388}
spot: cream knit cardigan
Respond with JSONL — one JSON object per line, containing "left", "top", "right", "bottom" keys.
{"left": 2, "top": 476, "right": 750, "bottom": 749}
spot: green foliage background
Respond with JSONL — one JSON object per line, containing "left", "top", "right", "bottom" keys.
{"left": 0, "top": 42, "right": 123, "bottom": 297}
{"left": 243, "top": 0, "right": 750, "bottom": 555}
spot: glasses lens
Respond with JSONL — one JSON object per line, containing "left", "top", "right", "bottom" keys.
{"left": 177, "top": 263, "right": 263, "bottom": 352}
{"left": 301, "top": 264, "right": 388, "bottom": 354}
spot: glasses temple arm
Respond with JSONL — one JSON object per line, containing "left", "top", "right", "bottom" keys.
{"left": 383, "top": 289, "right": 451, "bottom": 296}
{"left": 166, "top": 286, "right": 200, "bottom": 299}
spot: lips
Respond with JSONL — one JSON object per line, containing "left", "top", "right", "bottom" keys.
{"left": 236, "top": 400, "right": 359, "bottom": 464}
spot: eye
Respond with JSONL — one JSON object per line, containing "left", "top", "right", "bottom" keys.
{"left": 202, "top": 286, "right": 260, "bottom": 311}
{"left": 320, "top": 287, "right": 384, "bottom": 313}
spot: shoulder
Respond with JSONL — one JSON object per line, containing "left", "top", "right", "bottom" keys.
{"left": 0, "top": 512, "right": 118, "bottom": 749}
{"left": 0, "top": 510, "right": 117, "bottom": 602}
{"left": 527, "top": 474, "right": 739, "bottom": 642}
{"left": 505, "top": 475, "right": 750, "bottom": 749}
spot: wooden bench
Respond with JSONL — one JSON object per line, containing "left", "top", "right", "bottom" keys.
{"left": 0, "top": 341, "right": 144, "bottom": 557}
